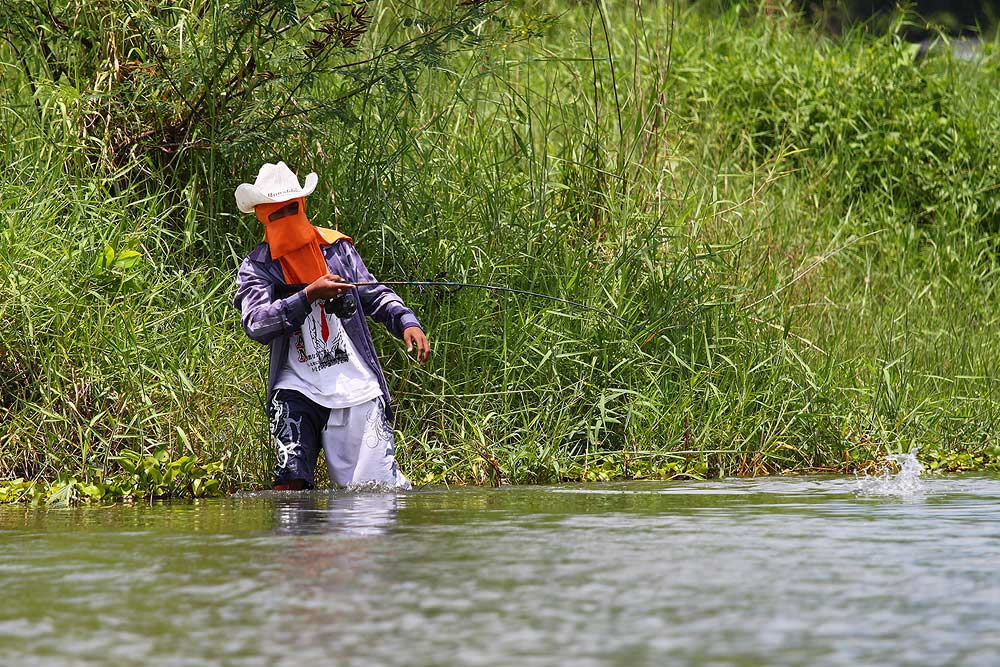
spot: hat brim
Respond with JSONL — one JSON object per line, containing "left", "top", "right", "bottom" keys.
{"left": 235, "top": 172, "right": 319, "bottom": 214}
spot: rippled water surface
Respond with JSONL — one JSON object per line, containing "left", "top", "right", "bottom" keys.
{"left": 3, "top": 475, "right": 1000, "bottom": 666}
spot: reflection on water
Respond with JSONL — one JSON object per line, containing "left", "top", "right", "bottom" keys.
{"left": 3, "top": 477, "right": 1000, "bottom": 667}
{"left": 270, "top": 490, "right": 401, "bottom": 535}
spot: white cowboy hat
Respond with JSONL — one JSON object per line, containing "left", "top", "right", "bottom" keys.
{"left": 234, "top": 161, "right": 319, "bottom": 214}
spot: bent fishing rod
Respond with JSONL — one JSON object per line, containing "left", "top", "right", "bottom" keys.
{"left": 275, "top": 280, "right": 634, "bottom": 326}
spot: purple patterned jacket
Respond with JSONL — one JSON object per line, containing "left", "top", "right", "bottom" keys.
{"left": 233, "top": 237, "right": 422, "bottom": 420}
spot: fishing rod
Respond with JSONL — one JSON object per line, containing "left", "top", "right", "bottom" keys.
{"left": 275, "top": 280, "right": 634, "bottom": 326}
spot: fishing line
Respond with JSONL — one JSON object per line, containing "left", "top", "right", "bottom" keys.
{"left": 356, "top": 281, "right": 634, "bottom": 325}
{"left": 278, "top": 281, "right": 634, "bottom": 326}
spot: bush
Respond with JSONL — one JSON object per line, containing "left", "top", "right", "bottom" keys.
{"left": 677, "top": 10, "right": 1000, "bottom": 233}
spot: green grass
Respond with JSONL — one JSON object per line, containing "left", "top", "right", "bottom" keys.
{"left": 2, "top": 1, "right": 1000, "bottom": 502}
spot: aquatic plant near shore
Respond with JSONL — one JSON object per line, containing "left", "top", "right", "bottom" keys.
{"left": 0, "top": 450, "right": 223, "bottom": 506}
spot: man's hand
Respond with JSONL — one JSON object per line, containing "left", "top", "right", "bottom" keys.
{"left": 304, "top": 273, "right": 353, "bottom": 302}
{"left": 403, "top": 326, "right": 431, "bottom": 365}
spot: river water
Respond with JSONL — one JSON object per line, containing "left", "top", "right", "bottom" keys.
{"left": 2, "top": 470, "right": 999, "bottom": 666}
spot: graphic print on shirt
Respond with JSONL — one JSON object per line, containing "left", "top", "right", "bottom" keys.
{"left": 269, "top": 392, "right": 303, "bottom": 470}
{"left": 304, "top": 302, "right": 349, "bottom": 371}
{"left": 292, "top": 328, "right": 307, "bottom": 362}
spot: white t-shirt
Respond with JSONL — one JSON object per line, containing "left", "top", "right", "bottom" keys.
{"left": 274, "top": 300, "right": 383, "bottom": 409}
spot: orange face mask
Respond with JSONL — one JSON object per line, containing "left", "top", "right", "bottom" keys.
{"left": 255, "top": 198, "right": 328, "bottom": 284}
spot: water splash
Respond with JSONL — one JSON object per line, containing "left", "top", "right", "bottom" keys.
{"left": 343, "top": 480, "right": 410, "bottom": 494}
{"left": 856, "top": 450, "right": 924, "bottom": 497}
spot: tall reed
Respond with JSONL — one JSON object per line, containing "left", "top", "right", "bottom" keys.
{"left": 2, "top": 1, "right": 999, "bottom": 501}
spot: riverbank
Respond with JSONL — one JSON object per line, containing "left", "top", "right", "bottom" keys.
{"left": 2, "top": 2, "right": 999, "bottom": 503}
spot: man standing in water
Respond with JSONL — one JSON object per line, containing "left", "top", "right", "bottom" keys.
{"left": 233, "top": 161, "right": 430, "bottom": 491}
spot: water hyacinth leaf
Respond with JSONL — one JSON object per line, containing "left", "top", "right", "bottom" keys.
{"left": 79, "top": 483, "right": 104, "bottom": 500}
{"left": 45, "top": 482, "right": 74, "bottom": 507}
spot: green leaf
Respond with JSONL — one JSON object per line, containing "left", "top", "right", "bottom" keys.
{"left": 112, "top": 249, "right": 141, "bottom": 270}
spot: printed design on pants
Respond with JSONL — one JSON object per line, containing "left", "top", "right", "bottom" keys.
{"left": 362, "top": 400, "right": 395, "bottom": 452}
{"left": 269, "top": 392, "right": 303, "bottom": 471}
{"left": 306, "top": 307, "right": 349, "bottom": 371}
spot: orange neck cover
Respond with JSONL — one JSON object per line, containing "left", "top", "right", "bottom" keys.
{"left": 255, "top": 198, "right": 328, "bottom": 284}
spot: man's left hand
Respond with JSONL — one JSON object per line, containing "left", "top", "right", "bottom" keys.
{"left": 403, "top": 327, "right": 431, "bottom": 365}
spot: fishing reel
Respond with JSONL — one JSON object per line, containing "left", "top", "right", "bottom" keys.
{"left": 274, "top": 283, "right": 358, "bottom": 319}
{"left": 324, "top": 292, "right": 357, "bottom": 319}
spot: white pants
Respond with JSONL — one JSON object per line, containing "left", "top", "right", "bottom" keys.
{"left": 322, "top": 399, "right": 412, "bottom": 490}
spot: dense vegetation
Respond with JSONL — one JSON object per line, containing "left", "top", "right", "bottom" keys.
{"left": 2, "top": 1, "right": 999, "bottom": 503}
